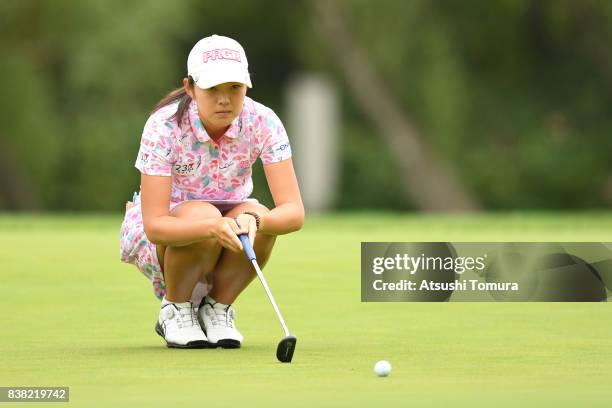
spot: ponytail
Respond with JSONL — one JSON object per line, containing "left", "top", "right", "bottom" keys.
{"left": 151, "top": 76, "right": 195, "bottom": 124}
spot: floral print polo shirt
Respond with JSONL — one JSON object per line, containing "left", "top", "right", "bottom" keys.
{"left": 135, "top": 96, "right": 292, "bottom": 203}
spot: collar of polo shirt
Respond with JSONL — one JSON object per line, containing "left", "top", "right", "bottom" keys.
{"left": 187, "top": 100, "right": 242, "bottom": 143}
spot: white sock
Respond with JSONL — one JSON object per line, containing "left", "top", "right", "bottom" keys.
{"left": 161, "top": 296, "right": 191, "bottom": 307}
{"left": 190, "top": 281, "right": 209, "bottom": 307}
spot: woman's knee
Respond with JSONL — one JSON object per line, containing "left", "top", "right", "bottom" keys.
{"left": 225, "top": 202, "right": 270, "bottom": 219}
{"left": 169, "top": 201, "right": 223, "bottom": 252}
{"left": 225, "top": 202, "right": 273, "bottom": 237}
{"left": 171, "top": 201, "right": 223, "bottom": 221}
{"left": 156, "top": 202, "right": 222, "bottom": 272}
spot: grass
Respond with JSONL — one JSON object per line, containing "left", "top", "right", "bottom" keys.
{"left": 1, "top": 212, "right": 612, "bottom": 407}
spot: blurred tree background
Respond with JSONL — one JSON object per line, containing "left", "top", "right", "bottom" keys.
{"left": 1, "top": 0, "right": 611, "bottom": 212}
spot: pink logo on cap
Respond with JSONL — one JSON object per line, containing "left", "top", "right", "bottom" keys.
{"left": 202, "top": 48, "right": 242, "bottom": 64}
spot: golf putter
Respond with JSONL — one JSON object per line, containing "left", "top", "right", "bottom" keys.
{"left": 238, "top": 234, "right": 297, "bottom": 363}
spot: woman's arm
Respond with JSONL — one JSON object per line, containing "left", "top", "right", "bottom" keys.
{"left": 140, "top": 174, "right": 244, "bottom": 251}
{"left": 259, "top": 158, "right": 305, "bottom": 235}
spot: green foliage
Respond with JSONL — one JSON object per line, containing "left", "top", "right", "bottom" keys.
{"left": 300, "top": 0, "right": 612, "bottom": 210}
{"left": 1, "top": 0, "right": 611, "bottom": 210}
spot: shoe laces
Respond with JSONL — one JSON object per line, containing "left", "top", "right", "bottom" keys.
{"left": 170, "top": 303, "right": 199, "bottom": 329}
{"left": 205, "top": 303, "right": 236, "bottom": 329}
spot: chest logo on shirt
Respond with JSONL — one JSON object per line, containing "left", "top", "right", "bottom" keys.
{"left": 218, "top": 160, "right": 250, "bottom": 171}
{"left": 174, "top": 156, "right": 202, "bottom": 175}
{"left": 219, "top": 161, "right": 234, "bottom": 170}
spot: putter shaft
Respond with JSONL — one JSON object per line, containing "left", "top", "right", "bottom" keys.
{"left": 239, "top": 234, "right": 291, "bottom": 337}
{"left": 249, "top": 259, "right": 291, "bottom": 337}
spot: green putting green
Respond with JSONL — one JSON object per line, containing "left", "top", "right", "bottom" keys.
{"left": 1, "top": 213, "right": 612, "bottom": 407}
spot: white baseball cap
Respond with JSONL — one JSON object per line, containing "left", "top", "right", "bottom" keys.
{"left": 187, "top": 34, "right": 252, "bottom": 89}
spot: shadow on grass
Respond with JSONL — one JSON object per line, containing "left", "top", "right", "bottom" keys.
{"left": 83, "top": 343, "right": 274, "bottom": 355}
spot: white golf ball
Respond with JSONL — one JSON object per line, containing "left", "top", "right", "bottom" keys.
{"left": 374, "top": 360, "right": 391, "bottom": 377}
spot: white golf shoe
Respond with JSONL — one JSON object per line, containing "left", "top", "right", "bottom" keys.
{"left": 155, "top": 301, "right": 209, "bottom": 348}
{"left": 198, "top": 296, "right": 244, "bottom": 348}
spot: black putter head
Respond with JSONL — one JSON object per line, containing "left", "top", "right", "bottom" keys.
{"left": 276, "top": 335, "right": 297, "bottom": 363}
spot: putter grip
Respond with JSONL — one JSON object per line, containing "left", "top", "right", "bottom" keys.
{"left": 239, "top": 234, "right": 257, "bottom": 261}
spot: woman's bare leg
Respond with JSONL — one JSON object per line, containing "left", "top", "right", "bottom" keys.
{"left": 207, "top": 203, "right": 276, "bottom": 304}
{"left": 155, "top": 202, "right": 223, "bottom": 302}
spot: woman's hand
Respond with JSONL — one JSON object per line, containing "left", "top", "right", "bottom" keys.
{"left": 234, "top": 212, "right": 258, "bottom": 247}
{"left": 211, "top": 217, "right": 248, "bottom": 252}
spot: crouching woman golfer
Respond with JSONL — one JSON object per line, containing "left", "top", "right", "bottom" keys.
{"left": 120, "top": 35, "right": 304, "bottom": 349}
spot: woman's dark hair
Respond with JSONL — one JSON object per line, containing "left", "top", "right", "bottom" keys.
{"left": 151, "top": 76, "right": 195, "bottom": 124}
